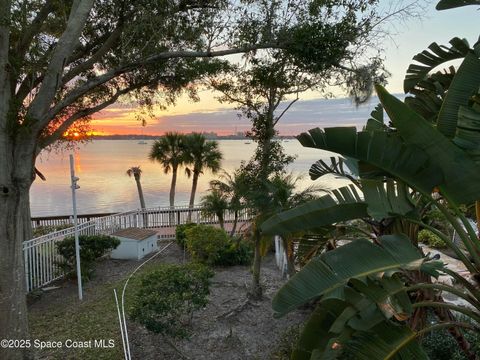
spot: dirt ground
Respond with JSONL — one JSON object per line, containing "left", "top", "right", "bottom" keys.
{"left": 29, "top": 242, "right": 307, "bottom": 360}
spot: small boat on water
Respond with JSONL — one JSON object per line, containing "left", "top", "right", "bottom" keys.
{"left": 244, "top": 141, "right": 251, "bottom": 144}
{"left": 138, "top": 140, "right": 148, "bottom": 144}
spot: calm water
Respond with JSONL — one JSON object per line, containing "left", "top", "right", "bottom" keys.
{"left": 31, "top": 140, "right": 350, "bottom": 216}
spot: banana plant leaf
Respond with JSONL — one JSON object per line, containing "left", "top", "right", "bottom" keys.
{"left": 361, "top": 179, "right": 415, "bottom": 220}
{"left": 453, "top": 104, "right": 480, "bottom": 164}
{"left": 364, "top": 104, "right": 387, "bottom": 131}
{"left": 343, "top": 321, "right": 428, "bottom": 360}
{"left": 288, "top": 272, "right": 431, "bottom": 359}
{"left": 297, "top": 127, "right": 443, "bottom": 198}
{"left": 404, "top": 37, "right": 471, "bottom": 93}
{"left": 376, "top": 84, "right": 480, "bottom": 205}
{"left": 404, "top": 67, "right": 455, "bottom": 122}
{"left": 436, "top": 0, "right": 480, "bottom": 10}
{"left": 436, "top": 53, "right": 480, "bottom": 138}
{"left": 309, "top": 156, "right": 356, "bottom": 181}
{"left": 272, "top": 234, "right": 441, "bottom": 316}
{"left": 261, "top": 184, "right": 367, "bottom": 236}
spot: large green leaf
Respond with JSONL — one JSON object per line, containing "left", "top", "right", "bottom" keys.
{"left": 344, "top": 321, "right": 428, "bottom": 360}
{"left": 361, "top": 179, "right": 414, "bottom": 220}
{"left": 309, "top": 156, "right": 356, "bottom": 181}
{"left": 261, "top": 185, "right": 367, "bottom": 236}
{"left": 272, "top": 234, "right": 430, "bottom": 316}
{"left": 436, "top": 0, "right": 480, "bottom": 10}
{"left": 376, "top": 84, "right": 480, "bottom": 204}
{"left": 436, "top": 53, "right": 480, "bottom": 138}
{"left": 404, "top": 67, "right": 455, "bottom": 122}
{"left": 404, "top": 37, "right": 471, "bottom": 93}
{"left": 453, "top": 104, "right": 480, "bottom": 164}
{"left": 292, "top": 280, "right": 422, "bottom": 360}
{"left": 297, "top": 127, "right": 443, "bottom": 197}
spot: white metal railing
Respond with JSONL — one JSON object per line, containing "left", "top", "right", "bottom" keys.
{"left": 24, "top": 205, "right": 252, "bottom": 292}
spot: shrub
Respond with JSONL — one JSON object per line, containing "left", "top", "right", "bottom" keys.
{"left": 129, "top": 263, "right": 214, "bottom": 339}
{"left": 418, "top": 229, "right": 447, "bottom": 248}
{"left": 185, "top": 225, "right": 230, "bottom": 265}
{"left": 56, "top": 235, "right": 120, "bottom": 280}
{"left": 421, "top": 316, "right": 480, "bottom": 360}
{"left": 175, "top": 223, "right": 198, "bottom": 249}
{"left": 216, "top": 240, "right": 254, "bottom": 266}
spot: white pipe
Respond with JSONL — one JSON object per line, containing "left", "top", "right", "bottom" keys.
{"left": 114, "top": 289, "right": 128, "bottom": 360}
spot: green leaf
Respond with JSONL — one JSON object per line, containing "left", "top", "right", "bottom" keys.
{"left": 376, "top": 84, "right": 480, "bottom": 204}
{"left": 261, "top": 185, "right": 367, "bottom": 236}
{"left": 297, "top": 127, "right": 443, "bottom": 197}
{"left": 345, "top": 322, "right": 428, "bottom": 360}
{"left": 437, "top": 53, "right": 480, "bottom": 138}
{"left": 436, "top": 0, "right": 480, "bottom": 10}
{"left": 309, "top": 156, "right": 355, "bottom": 181}
{"left": 361, "top": 179, "right": 414, "bottom": 220}
{"left": 272, "top": 234, "right": 424, "bottom": 316}
{"left": 404, "top": 38, "right": 471, "bottom": 93}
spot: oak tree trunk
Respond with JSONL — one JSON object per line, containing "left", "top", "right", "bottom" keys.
{"left": 0, "top": 148, "right": 35, "bottom": 360}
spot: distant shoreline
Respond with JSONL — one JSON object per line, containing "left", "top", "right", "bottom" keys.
{"left": 90, "top": 134, "right": 297, "bottom": 140}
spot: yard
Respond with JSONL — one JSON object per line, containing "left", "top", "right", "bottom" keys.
{"left": 28, "top": 242, "right": 305, "bottom": 360}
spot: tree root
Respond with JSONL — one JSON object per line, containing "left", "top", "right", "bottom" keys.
{"left": 216, "top": 299, "right": 259, "bottom": 320}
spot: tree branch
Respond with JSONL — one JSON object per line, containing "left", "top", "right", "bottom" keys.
{"left": 61, "top": 27, "right": 124, "bottom": 85}
{"left": 28, "top": 0, "right": 95, "bottom": 127}
{"left": 273, "top": 95, "right": 298, "bottom": 126}
{"left": 14, "top": 0, "right": 55, "bottom": 62}
{"left": 45, "top": 42, "right": 283, "bottom": 124}
{"left": 40, "top": 85, "right": 134, "bottom": 149}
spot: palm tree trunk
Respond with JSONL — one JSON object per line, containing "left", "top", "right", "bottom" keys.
{"left": 187, "top": 171, "right": 199, "bottom": 222}
{"left": 218, "top": 212, "right": 225, "bottom": 230}
{"left": 230, "top": 210, "right": 239, "bottom": 237}
{"left": 170, "top": 166, "right": 177, "bottom": 208}
{"left": 134, "top": 176, "right": 148, "bottom": 227}
{"left": 135, "top": 177, "right": 146, "bottom": 210}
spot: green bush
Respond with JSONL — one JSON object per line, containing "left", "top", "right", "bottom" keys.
{"left": 418, "top": 229, "right": 447, "bottom": 248}
{"left": 185, "top": 224, "right": 230, "bottom": 265}
{"left": 175, "top": 223, "right": 198, "bottom": 249}
{"left": 216, "top": 240, "right": 254, "bottom": 266}
{"left": 56, "top": 235, "right": 120, "bottom": 280}
{"left": 129, "top": 263, "right": 214, "bottom": 339}
{"left": 421, "top": 316, "right": 480, "bottom": 360}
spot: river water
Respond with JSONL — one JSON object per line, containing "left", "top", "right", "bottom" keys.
{"left": 31, "top": 139, "right": 350, "bottom": 216}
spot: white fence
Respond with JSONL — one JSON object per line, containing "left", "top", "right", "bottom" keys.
{"left": 24, "top": 206, "right": 251, "bottom": 292}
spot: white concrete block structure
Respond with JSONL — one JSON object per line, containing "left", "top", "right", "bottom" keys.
{"left": 111, "top": 228, "right": 158, "bottom": 260}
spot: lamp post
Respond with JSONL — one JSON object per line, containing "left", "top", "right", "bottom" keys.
{"left": 70, "top": 154, "right": 83, "bottom": 300}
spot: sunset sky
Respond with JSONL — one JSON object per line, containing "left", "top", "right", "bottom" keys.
{"left": 90, "top": 2, "right": 480, "bottom": 136}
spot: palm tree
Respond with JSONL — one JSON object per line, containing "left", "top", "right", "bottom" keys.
{"left": 200, "top": 189, "right": 229, "bottom": 230}
{"left": 149, "top": 132, "right": 185, "bottom": 208}
{"left": 183, "top": 133, "right": 223, "bottom": 209}
{"left": 126, "top": 166, "right": 146, "bottom": 210}
{"left": 210, "top": 170, "right": 246, "bottom": 237}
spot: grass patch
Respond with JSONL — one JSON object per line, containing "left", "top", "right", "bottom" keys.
{"left": 29, "top": 258, "right": 167, "bottom": 359}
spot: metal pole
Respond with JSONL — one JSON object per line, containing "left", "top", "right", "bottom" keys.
{"left": 70, "top": 154, "right": 83, "bottom": 300}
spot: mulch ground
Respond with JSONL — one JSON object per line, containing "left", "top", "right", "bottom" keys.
{"left": 28, "top": 242, "right": 306, "bottom": 360}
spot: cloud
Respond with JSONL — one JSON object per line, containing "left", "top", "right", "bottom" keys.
{"left": 90, "top": 95, "right": 403, "bottom": 135}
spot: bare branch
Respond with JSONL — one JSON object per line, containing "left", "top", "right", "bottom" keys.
{"left": 274, "top": 95, "right": 298, "bottom": 126}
